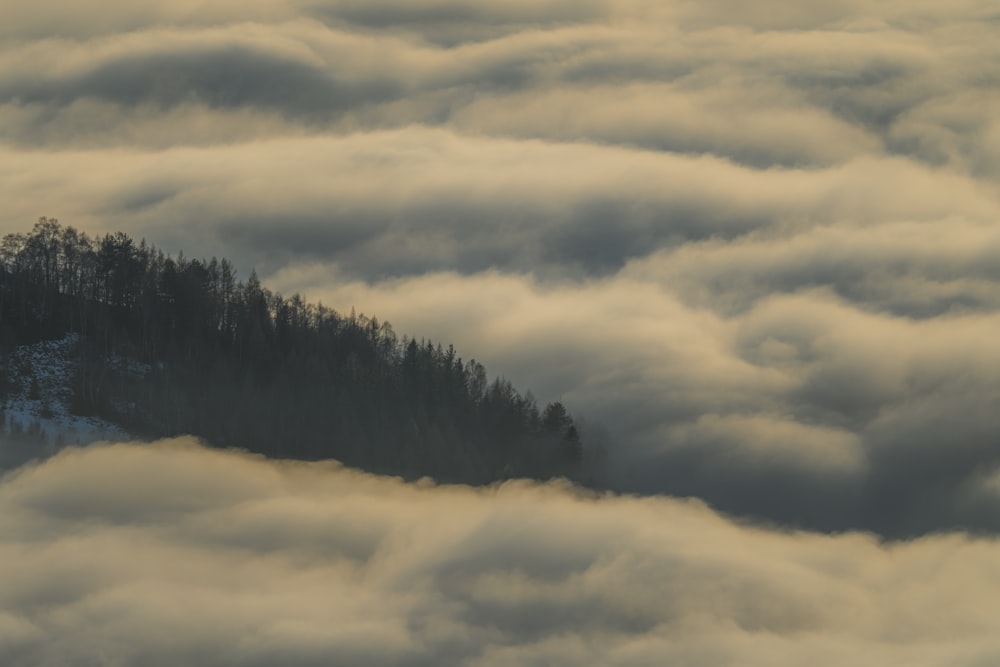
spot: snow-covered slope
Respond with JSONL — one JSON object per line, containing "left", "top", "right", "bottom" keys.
{"left": 1, "top": 333, "right": 128, "bottom": 468}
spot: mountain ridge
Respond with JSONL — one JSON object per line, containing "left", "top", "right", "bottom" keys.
{"left": 0, "top": 217, "right": 601, "bottom": 483}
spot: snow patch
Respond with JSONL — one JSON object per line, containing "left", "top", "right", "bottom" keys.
{"left": 1, "top": 334, "right": 128, "bottom": 466}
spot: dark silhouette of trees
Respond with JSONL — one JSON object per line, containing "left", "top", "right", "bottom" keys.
{"left": 0, "top": 217, "right": 589, "bottom": 483}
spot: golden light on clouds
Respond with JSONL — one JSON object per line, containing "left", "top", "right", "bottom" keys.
{"left": 2, "top": 5, "right": 1000, "bottom": 662}
{"left": 3, "top": 440, "right": 1000, "bottom": 665}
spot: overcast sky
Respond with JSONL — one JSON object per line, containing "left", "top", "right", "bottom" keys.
{"left": 3, "top": 0, "right": 1000, "bottom": 538}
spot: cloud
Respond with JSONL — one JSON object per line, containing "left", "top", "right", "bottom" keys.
{"left": 450, "top": 83, "right": 883, "bottom": 168}
{"left": 2, "top": 1, "right": 997, "bottom": 174}
{"left": 2, "top": 128, "right": 995, "bottom": 281}
{"left": 630, "top": 219, "right": 1000, "bottom": 318}
{"left": 0, "top": 24, "right": 407, "bottom": 120}
{"left": 266, "top": 267, "right": 1000, "bottom": 535}
{"left": 2, "top": 440, "right": 1000, "bottom": 666}
{"left": 2, "top": 0, "right": 1000, "bottom": 538}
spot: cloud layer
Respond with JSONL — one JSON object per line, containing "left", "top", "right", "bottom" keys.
{"left": 3, "top": 440, "right": 1000, "bottom": 666}
{"left": 2, "top": 1, "right": 1000, "bottom": 535}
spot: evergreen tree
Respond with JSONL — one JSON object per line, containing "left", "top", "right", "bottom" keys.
{"left": 0, "top": 218, "right": 597, "bottom": 485}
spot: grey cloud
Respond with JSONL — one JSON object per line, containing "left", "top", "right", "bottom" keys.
{"left": 280, "top": 270, "right": 1000, "bottom": 535}
{"left": 0, "top": 1, "right": 291, "bottom": 41}
{"left": 318, "top": 0, "right": 607, "bottom": 26}
{"left": 0, "top": 100, "right": 305, "bottom": 150}
{"left": 5, "top": 129, "right": 994, "bottom": 283}
{"left": 634, "top": 220, "right": 1000, "bottom": 318}
{"left": 3, "top": 441, "right": 1000, "bottom": 665}
{"left": 310, "top": 0, "right": 610, "bottom": 46}
{"left": 3, "top": 4, "right": 997, "bottom": 175}
{"left": 633, "top": 306, "right": 1000, "bottom": 534}
{"left": 450, "top": 82, "right": 883, "bottom": 168}
{"left": 0, "top": 40, "right": 401, "bottom": 121}
{"left": 2, "top": 0, "right": 1000, "bottom": 540}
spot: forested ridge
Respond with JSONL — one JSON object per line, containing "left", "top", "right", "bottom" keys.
{"left": 0, "top": 217, "right": 590, "bottom": 483}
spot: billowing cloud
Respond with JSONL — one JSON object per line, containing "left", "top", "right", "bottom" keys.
{"left": 2, "top": 1, "right": 997, "bottom": 173}
{"left": 264, "top": 268, "right": 1000, "bottom": 535}
{"left": 2, "top": 0, "right": 999, "bottom": 537}
{"left": 2, "top": 130, "right": 995, "bottom": 281}
{"left": 3, "top": 440, "right": 1000, "bottom": 666}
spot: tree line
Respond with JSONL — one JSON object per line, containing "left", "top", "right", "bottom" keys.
{"left": 0, "top": 217, "right": 590, "bottom": 482}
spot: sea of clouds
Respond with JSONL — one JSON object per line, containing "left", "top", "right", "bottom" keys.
{"left": 2, "top": 1, "right": 1000, "bottom": 535}
{"left": 3, "top": 440, "right": 1000, "bottom": 666}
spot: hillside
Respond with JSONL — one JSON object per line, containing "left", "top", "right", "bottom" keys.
{"left": 0, "top": 333, "right": 126, "bottom": 468}
{"left": 0, "top": 218, "right": 593, "bottom": 483}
